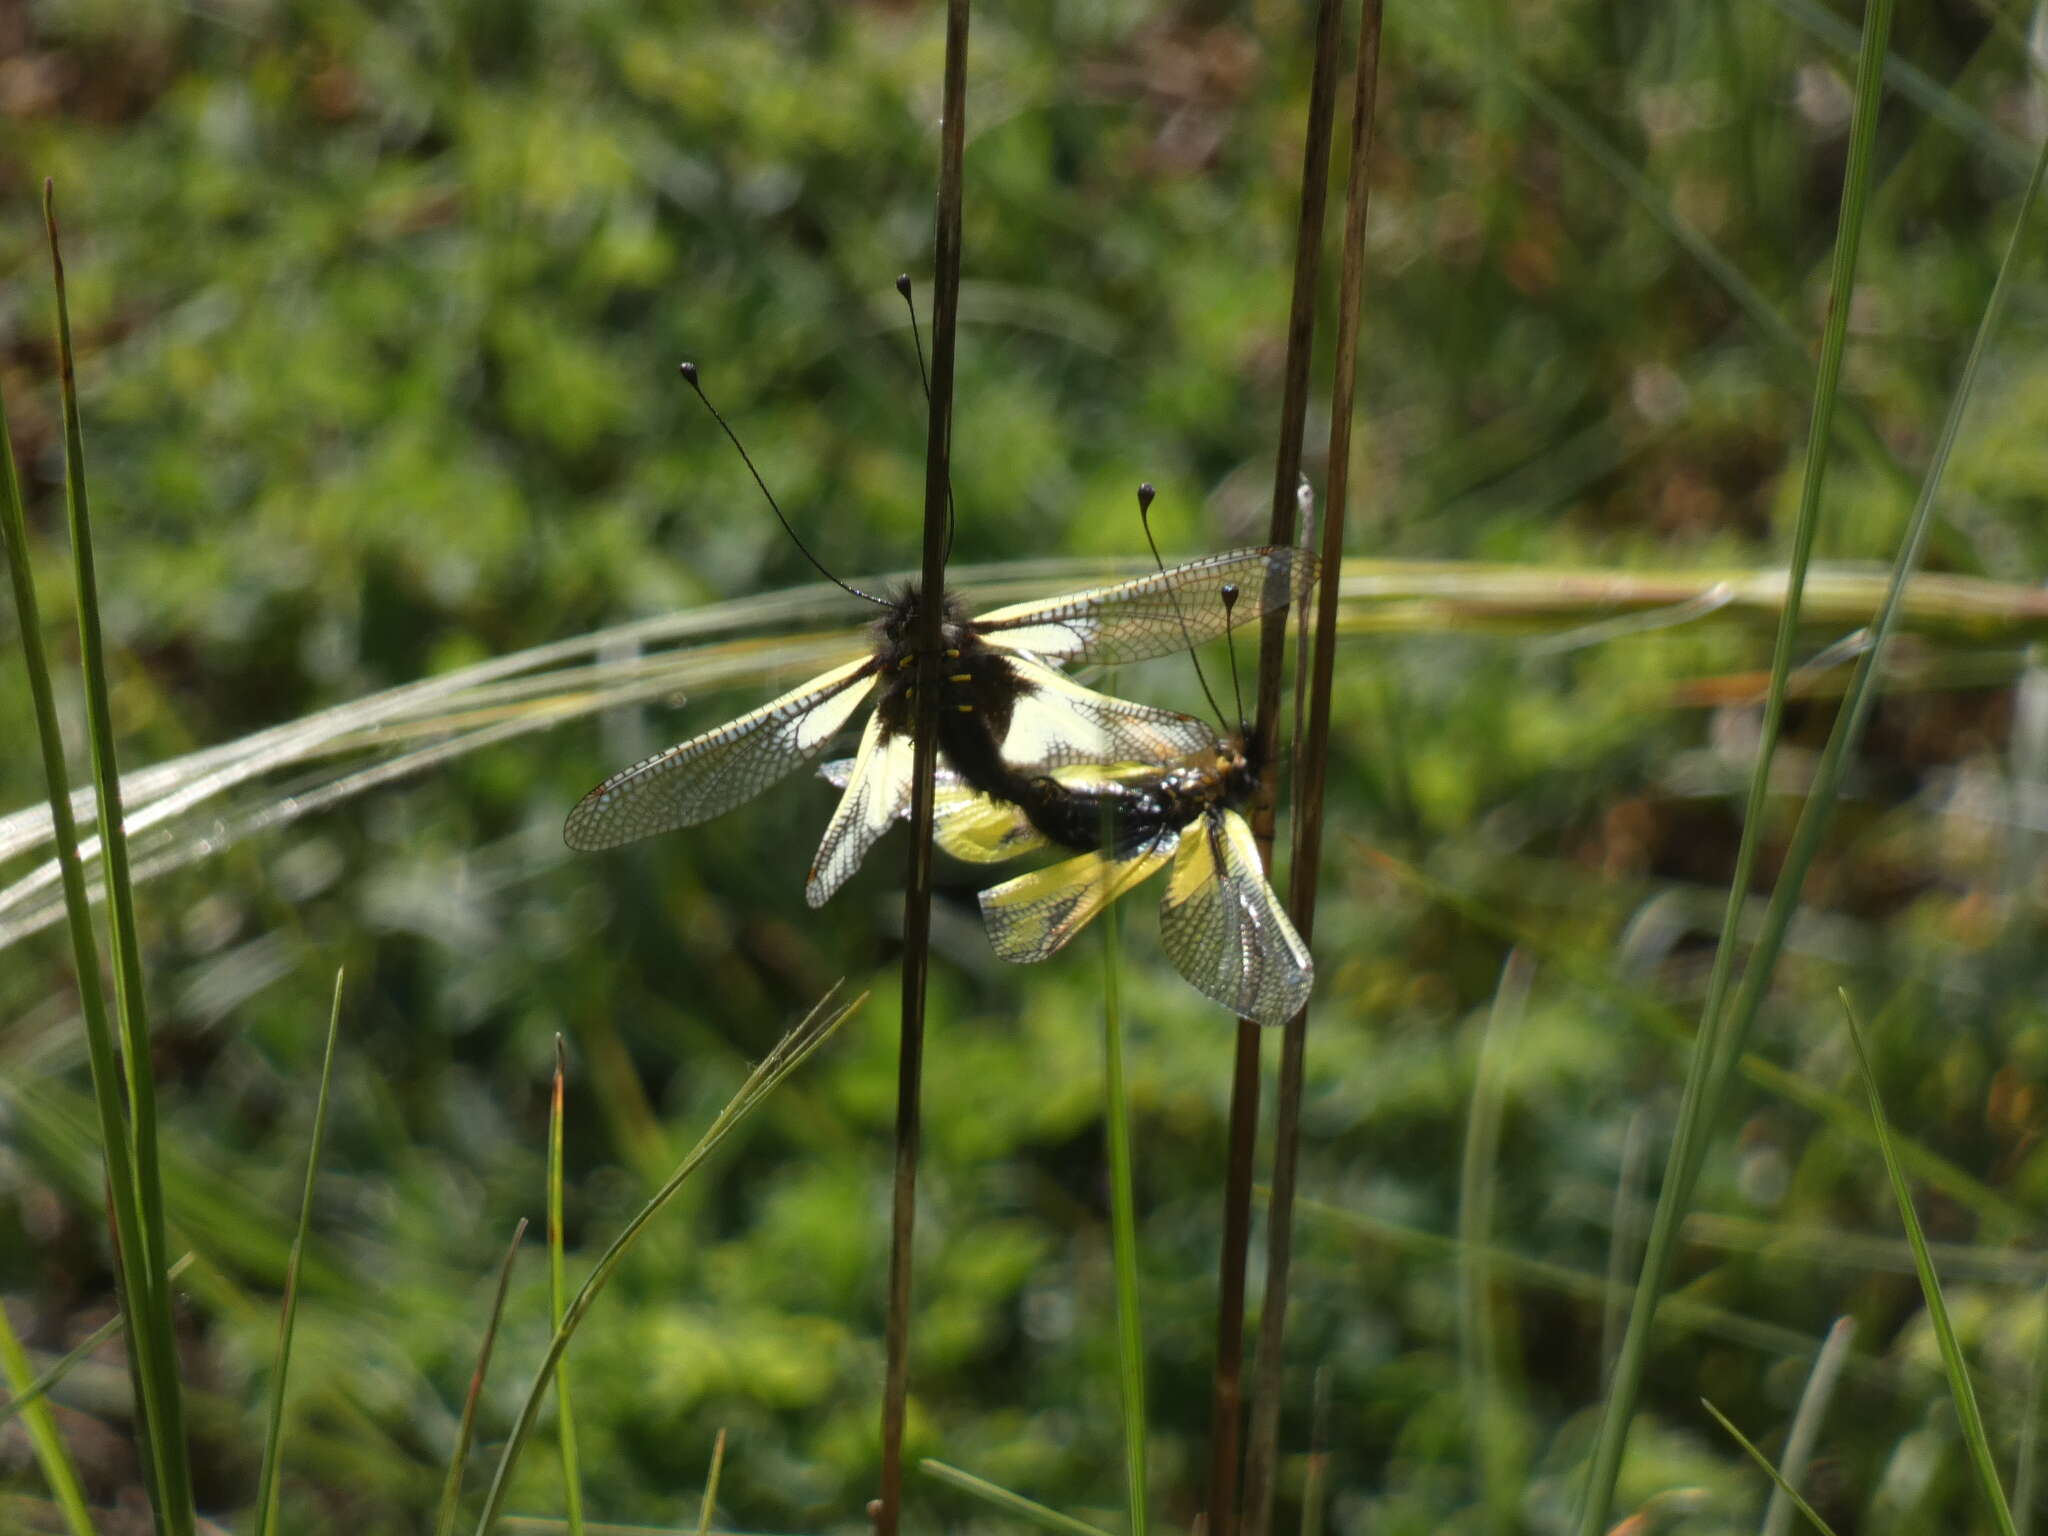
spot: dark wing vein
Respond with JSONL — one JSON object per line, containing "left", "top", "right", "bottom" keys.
{"left": 974, "top": 547, "right": 1317, "bottom": 666}
{"left": 978, "top": 824, "right": 1179, "bottom": 964}
{"left": 563, "top": 656, "right": 876, "bottom": 850}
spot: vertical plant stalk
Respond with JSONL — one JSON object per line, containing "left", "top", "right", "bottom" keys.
{"left": 255, "top": 970, "right": 347, "bottom": 1536}
{"left": 435, "top": 1220, "right": 529, "bottom": 1536}
{"left": 1457, "top": 950, "right": 1532, "bottom": 1521}
{"left": 471, "top": 987, "right": 858, "bottom": 1536}
{"left": 1099, "top": 899, "right": 1150, "bottom": 1533}
{"left": 1759, "top": 1315, "right": 1856, "bottom": 1536}
{"left": 1238, "top": 7, "right": 1382, "bottom": 1535}
{"left": 0, "top": 182, "right": 194, "bottom": 1536}
{"left": 695, "top": 1427, "right": 727, "bottom": 1536}
{"left": 877, "top": 1, "right": 970, "bottom": 1531}
{"left": 1209, "top": 1, "right": 1347, "bottom": 1528}
{"left": 0, "top": 1295, "right": 94, "bottom": 1536}
{"left": 46, "top": 181, "right": 176, "bottom": 1389}
{"left": 549, "top": 1037, "right": 585, "bottom": 1536}
{"left": 1575, "top": 21, "right": 2048, "bottom": 1534}
{"left": 1841, "top": 993, "right": 2019, "bottom": 1535}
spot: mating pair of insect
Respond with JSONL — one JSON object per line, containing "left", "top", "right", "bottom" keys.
{"left": 564, "top": 369, "right": 1316, "bottom": 1026}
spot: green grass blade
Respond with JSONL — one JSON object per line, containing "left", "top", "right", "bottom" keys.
{"left": 1099, "top": 897, "right": 1149, "bottom": 1534}
{"left": 1365, "top": 846, "right": 2032, "bottom": 1235}
{"left": 436, "top": 1219, "right": 531, "bottom": 1536}
{"left": 694, "top": 1427, "right": 726, "bottom": 1536}
{"left": 1840, "top": 993, "right": 2019, "bottom": 1536}
{"left": 255, "top": 969, "right": 346, "bottom": 1536}
{"left": 917, "top": 1460, "right": 1116, "bottom": 1536}
{"left": 4, "top": 193, "right": 189, "bottom": 1536}
{"left": 1601, "top": 1114, "right": 1647, "bottom": 1382}
{"left": 1458, "top": 949, "right": 1529, "bottom": 1521}
{"left": 42, "top": 183, "right": 182, "bottom": 1490}
{"left": 0, "top": 1255, "right": 196, "bottom": 1434}
{"left": 550, "top": 1036, "right": 586, "bottom": 1536}
{"left": 1699, "top": 1398, "right": 1842, "bottom": 1536}
{"left": 2018, "top": 1284, "right": 2048, "bottom": 1536}
{"left": 1298, "top": 1368, "right": 1331, "bottom": 1536}
{"left": 470, "top": 987, "right": 860, "bottom": 1536}
{"left": 1761, "top": 1317, "right": 1857, "bottom": 1536}
{"left": 0, "top": 1286, "right": 96, "bottom": 1535}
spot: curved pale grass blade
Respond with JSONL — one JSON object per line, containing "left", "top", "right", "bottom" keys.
{"left": 565, "top": 657, "right": 875, "bottom": 851}
{"left": 1158, "top": 809, "right": 1312, "bottom": 1026}
{"left": 978, "top": 832, "right": 1176, "bottom": 963}
{"left": 975, "top": 547, "right": 1316, "bottom": 665}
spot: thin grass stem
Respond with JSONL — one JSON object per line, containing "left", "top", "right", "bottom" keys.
{"left": 1841, "top": 993, "right": 2019, "bottom": 1536}
{"left": 1760, "top": 1317, "right": 1857, "bottom": 1536}
{"left": 1583, "top": 95, "right": 2048, "bottom": 1536}
{"left": 255, "top": 969, "right": 346, "bottom": 1536}
{"left": 695, "top": 1427, "right": 726, "bottom": 1536}
{"left": 436, "top": 1219, "right": 530, "bottom": 1536}
{"left": 1241, "top": 6, "right": 1382, "bottom": 1532}
{"left": 2, "top": 188, "right": 191, "bottom": 1536}
{"left": 0, "top": 1294, "right": 95, "bottom": 1536}
{"left": 2019, "top": 1284, "right": 2048, "bottom": 1536}
{"left": 1573, "top": 6, "right": 1898, "bottom": 1506}
{"left": 877, "top": 4, "right": 971, "bottom": 1530}
{"left": 1217, "top": 0, "right": 1346, "bottom": 1522}
{"left": 470, "top": 988, "right": 858, "bottom": 1536}
{"left": 918, "top": 1460, "right": 1116, "bottom": 1536}
{"left": 1601, "top": 1113, "right": 1648, "bottom": 1384}
{"left": 549, "top": 1036, "right": 586, "bottom": 1536}
{"left": 1700, "top": 1399, "right": 1842, "bottom": 1536}
{"left": 1458, "top": 950, "right": 1531, "bottom": 1520}
{"left": 1297, "top": 1369, "right": 1331, "bottom": 1536}
{"left": 1099, "top": 897, "right": 1149, "bottom": 1533}
{"left": 43, "top": 186, "right": 184, "bottom": 1503}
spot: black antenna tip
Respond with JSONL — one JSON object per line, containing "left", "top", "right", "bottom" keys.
{"left": 1137, "top": 483, "right": 1156, "bottom": 517}
{"left": 1220, "top": 582, "right": 1240, "bottom": 611}
{"left": 678, "top": 361, "right": 700, "bottom": 385}
{"left": 895, "top": 273, "right": 913, "bottom": 297}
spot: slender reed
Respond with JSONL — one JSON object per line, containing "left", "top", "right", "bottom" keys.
{"left": 1457, "top": 950, "right": 1532, "bottom": 1521}
{"left": 695, "top": 1428, "right": 726, "bottom": 1536}
{"left": 1842, "top": 992, "right": 2019, "bottom": 1535}
{"left": 1240, "top": 4, "right": 1383, "bottom": 1530}
{"left": 1572, "top": 0, "right": 1896, "bottom": 1522}
{"left": 877, "top": 1, "right": 971, "bottom": 1531}
{"left": 0, "top": 1293, "right": 93, "bottom": 1536}
{"left": 1700, "top": 1400, "right": 1843, "bottom": 1536}
{"left": 470, "top": 987, "right": 858, "bottom": 1535}
{"left": 255, "top": 970, "right": 347, "bottom": 1536}
{"left": 1759, "top": 1316, "right": 1856, "bottom": 1536}
{"left": 1576, "top": 36, "right": 2048, "bottom": 1534}
{"left": 1, "top": 183, "right": 193, "bottom": 1535}
{"left": 435, "top": 1220, "right": 530, "bottom": 1536}
{"left": 919, "top": 1460, "right": 1116, "bottom": 1536}
{"left": 549, "top": 1037, "right": 586, "bottom": 1536}
{"left": 1210, "top": 0, "right": 1347, "bottom": 1526}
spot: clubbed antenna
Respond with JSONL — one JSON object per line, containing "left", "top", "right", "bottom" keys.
{"left": 1220, "top": 582, "right": 1247, "bottom": 730}
{"left": 896, "top": 275, "right": 958, "bottom": 565}
{"left": 678, "top": 362, "right": 887, "bottom": 607}
{"left": 1136, "top": 483, "right": 1230, "bottom": 732}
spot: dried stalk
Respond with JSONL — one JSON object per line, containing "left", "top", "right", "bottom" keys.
{"left": 1206, "top": 2, "right": 1348, "bottom": 1532}
{"left": 1241, "top": 6, "right": 1384, "bottom": 1534}
{"left": 877, "top": 2, "right": 971, "bottom": 1532}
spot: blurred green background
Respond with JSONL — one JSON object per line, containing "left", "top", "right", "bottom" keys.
{"left": 4, "top": 0, "right": 2048, "bottom": 1531}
